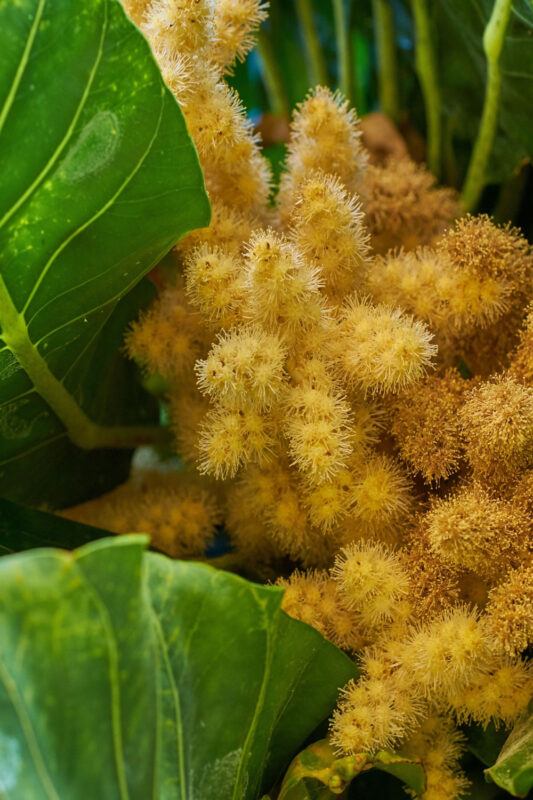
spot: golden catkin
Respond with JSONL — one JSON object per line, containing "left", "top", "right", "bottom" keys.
{"left": 334, "top": 297, "right": 437, "bottom": 395}
{"left": 332, "top": 542, "right": 410, "bottom": 630}
{"left": 211, "top": 0, "right": 268, "bottom": 72}
{"left": 290, "top": 171, "right": 370, "bottom": 300}
{"left": 278, "top": 87, "right": 367, "bottom": 219}
{"left": 277, "top": 569, "right": 331, "bottom": 637}
{"left": 330, "top": 670, "right": 424, "bottom": 755}
{"left": 61, "top": 472, "right": 220, "bottom": 557}
{"left": 439, "top": 215, "right": 532, "bottom": 290}
{"left": 401, "top": 716, "right": 470, "bottom": 800}
{"left": 426, "top": 483, "right": 531, "bottom": 581}
{"left": 348, "top": 454, "right": 413, "bottom": 540}
{"left": 195, "top": 326, "right": 287, "bottom": 411}
{"left": 391, "top": 370, "right": 468, "bottom": 483}
{"left": 197, "top": 405, "right": 276, "bottom": 479}
{"left": 436, "top": 216, "right": 532, "bottom": 375}
{"left": 366, "top": 247, "right": 510, "bottom": 337}
{"left": 243, "top": 229, "right": 324, "bottom": 335}
{"left": 460, "top": 375, "right": 533, "bottom": 486}
{"left": 283, "top": 382, "right": 354, "bottom": 484}
{"left": 184, "top": 244, "right": 245, "bottom": 328}
{"left": 302, "top": 465, "right": 357, "bottom": 531}
{"left": 485, "top": 563, "right": 533, "bottom": 656}
{"left": 362, "top": 158, "right": 458, "bottom": 254}
{"left": 402, "top": 526, "right": 461, "bottom": 621}
{"left": 142, "top": 0, "right": 212, "bottom": 58}
{"left": 401, "top": 608, "right": 492, "bottom": 697}
{"left": 125, "top": 283, "right": 207, "bottom": 382}
{"left": 447, "top": 655, "right": 533, "bottom": 727}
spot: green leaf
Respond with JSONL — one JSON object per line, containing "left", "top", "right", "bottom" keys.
{"left": 0, "top": 497, "right": 108, "bottom": 554}
{"left": 278, "top": 739, "right": 425, "bottom": 799}
{"left": 434, "top": 0, "right": 533, "bottom": 183}
{"left": 0, "top": 535, "right": 356, "bottom": 799}
{"left": 465, "top": 721, "right": 510, "bottom": 767}
{"left": 485, "top": 705, "right": 533, "bottom": 798}
{"left": 0, "top": 0, "right": 210, "bottom": 507}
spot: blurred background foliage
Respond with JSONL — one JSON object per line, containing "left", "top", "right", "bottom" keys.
{"left": 228, "top": 0, "right": 533, "bottom": 236}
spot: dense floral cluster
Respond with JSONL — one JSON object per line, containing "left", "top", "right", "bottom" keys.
{"left": 63, "top": 3, "right": 532, "bottom": 798}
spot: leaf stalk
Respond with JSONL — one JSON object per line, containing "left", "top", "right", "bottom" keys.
{"left": 332, "top": 0, "right": 353, "bottom": 104}
{"left": 372, "top": 0, "right": 400, "bottom": 121}
{"left": 295, "top": 0, "right": 328, "bottom": 87}
{"left": 411, "top": 0, "right": 441, "bottom": 177}
{"left": 461, "top": 0, "right": 513, "bottom": 211}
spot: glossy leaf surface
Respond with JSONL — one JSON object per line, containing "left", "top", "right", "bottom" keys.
{"left": 0, "top": 0, "right": 209, "bottom": 507}
{"left": 0, "top": 535, "right": 356, "bottom": 799}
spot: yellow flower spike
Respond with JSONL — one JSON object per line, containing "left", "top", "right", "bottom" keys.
{"left": 195, "top": 326, "right": 287, "bottom": 412}
{"left": 278, "top": 87, "right": 367, "bottom": 221}
{"left": 460, "top": 375, "right": 533, "bottom": 487}
{"left": 290, "top": 171, "right": 370, "bottom": 299}
{"left": 332, "top": 541, "right": 410, "bottom": 630}
{"left": 361, "top": 157, "right": 458, "bottom": 254}
{"left": 142, "top": 0, "right": 213, "bottom": 59}
{"left": 485, "top": 563, "right": 533, "bottom": 656}
{"left": 426, "top": 483, "right": 530, "bottom": 581}
{"left": 334, "top": 297, "right": 437, "bottom": 395}
{"left": 243, "top": 228, "right": 325, "bottom": 336}
{"left": 390, "top": 369, "right": 468, "bottom": 484}
{"left": 211, "top": 0, "right": 268, "bottom": 73}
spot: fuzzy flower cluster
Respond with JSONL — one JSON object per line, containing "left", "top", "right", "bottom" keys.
{"left": 62, "top": 4, "right": 533, "bottom": 799}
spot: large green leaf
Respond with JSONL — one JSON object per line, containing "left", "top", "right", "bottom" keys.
{"left": 0, "top": 535, "right": 356, "bottom": 799}
{"left": 0, "top": 0, "right": 210, "bottom": 508}
{"left": 434, "top": 0, "right": 533, "bottom": 183}
{"left": 485, "top": 705, "right": 533, "bottom": 798}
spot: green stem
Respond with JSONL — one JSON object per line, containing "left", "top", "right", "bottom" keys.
{"left": 0, "top": 274, "right": 168, "bottom": 451}
{"left": 333, "top": 0, "right": 353, "bottom": 103}
{"left": 372, "top": 0, "right": 400, "bottom": 121}
{"left": 461, "top": 0, "right": 513, "bottom": 211}
{"left": 295, "top": 0, "right": 328, "bottom": 86}
{"left": 411, "top": 0, "right": 441, "bottom": 177}
{"left": 256, "top": 27, "right": 290, "bottom": 116}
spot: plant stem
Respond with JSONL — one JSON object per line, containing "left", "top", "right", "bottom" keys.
{"left": 0, "top": 274, "right": 168, "bottom": 451}
{"left": 372, "top": 0, "right": 400, "bottom": 121}
{"left": 256, "top": 27, "right": 290, "bottom": 116}
{"left": 411, "top": 0, "right": 441, "bottom": 177}
{"left": 332, "top": 0, "right": 353, "bottom": 103}
{"left": 295, "top": 0, "right": 328, "bottom": 87}
{"left": 461, "top": 0, "right": 513, "bottom": 211}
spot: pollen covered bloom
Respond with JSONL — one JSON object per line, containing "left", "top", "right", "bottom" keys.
{"left": 426, "top": 483, "right": 530, "bottom": 580}
{"left": 290, "top": 171, "right": 370, "bottom": 300}
{"left": 243, "top": 229, "right": 324, "bottom": 336}
{"left": 460, "top": 375, "right": 533, "bottom": 486}
{"left": 362, "top": 157, "right": 458, "bottom": 254}
{"left": 61, "top": 471, "right": 220, "bottom": 557}
{"left": 334, "top": 297, "right": 437, "bottom": 394}
{"left": 195, "top": 326, "right": 287, "bottom": 411}
{"left": 391, "top": 370, "right": 468, "bottom": 483}
{"left": 332, "top": 541, "right": 410, "bottom": 630}
{"left": 485, "top": 563, "right": 533, "bottom": 656}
